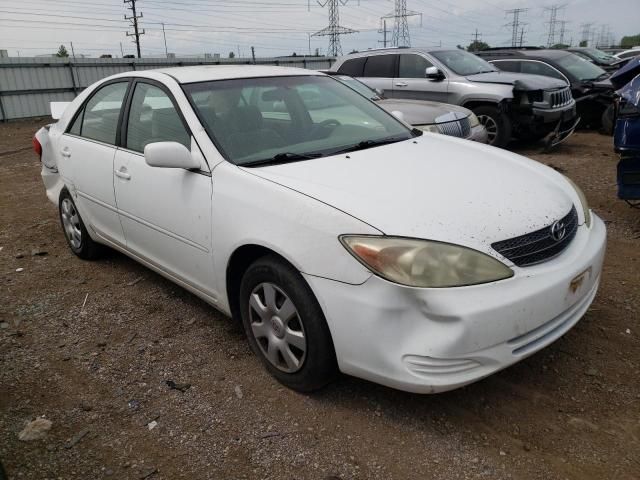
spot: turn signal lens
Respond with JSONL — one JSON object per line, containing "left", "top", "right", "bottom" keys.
{"left": 340, "top": 236, "right": 513, "bottom": 288}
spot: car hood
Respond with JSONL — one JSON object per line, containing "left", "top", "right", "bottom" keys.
{"left": 376, "top": 99, "right": 470, "bottom": 125}
{"left": 466, "top": 71, "right": 568, "bottom": 89}
{"left": 242, "top": 135, "right": 574, "bottom": 257}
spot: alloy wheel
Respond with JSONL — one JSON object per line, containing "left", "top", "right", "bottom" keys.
{"left": 61, "top": 198, "right": 82, "bottom": 249}
{"left": 248, "top": 282, "right": 307, "bottom": 373}
{"left": 477, "top": 114, "right": 498, "bottom": 144}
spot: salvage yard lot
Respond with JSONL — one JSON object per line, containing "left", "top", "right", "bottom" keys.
{"left": 1, "top": 119, "right": 639, "bottom": 480}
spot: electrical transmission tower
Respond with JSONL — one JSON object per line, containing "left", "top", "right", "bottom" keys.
{"left": 312, "top": 0, "right": 356, "bottom": 57}
{"left": 125, "top": 0, "right": 144, "bottom": 58}
{"left": 505, "top": 8, "right": 527, "bottom": 47}
{"left": 544, "top": 4, "right": 566, "bottom": 48}
{"left": 558, "top": 20, "right": 569, "bottom": 46}
{"left": 381, "top": 0, "right": 422, "bottom": 47}
{"left": 580, "top": 22, "right": 593, "bottom": 46}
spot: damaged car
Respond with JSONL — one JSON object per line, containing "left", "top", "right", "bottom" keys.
{"left": 478, "top": 48, "right": 616, "bottom": 133}
{"left": 330, "top": 47, "right": 578, "bottom": 148}
{"left": 35, "top": 66, "right": 605, "bottom": 394}
{"left": 323, "top": 72, "right": 488, "bottom": 142}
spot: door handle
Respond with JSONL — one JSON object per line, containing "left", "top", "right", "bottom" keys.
{"left": 60, "top": 148, "right": 71, "bottom": 158}
{"left": 395, "top": 82, "right": 408, "bottom": 87}
{"left": 115, "top": 168, "right": 131, "bottom": 180}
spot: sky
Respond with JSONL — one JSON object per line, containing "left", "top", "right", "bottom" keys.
{"left": 0, "top": 0, "right": 638, "bottom": 58}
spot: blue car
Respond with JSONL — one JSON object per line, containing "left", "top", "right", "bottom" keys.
{"left": 612, "top": 58, "right": 640, "bottom": 202}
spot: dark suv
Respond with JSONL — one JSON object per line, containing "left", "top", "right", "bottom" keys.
{"left": 477, "top": 48, "right": 615, "bottom": 132}
{"left": 330, "top": 47, "right": 578, "bottom": 148}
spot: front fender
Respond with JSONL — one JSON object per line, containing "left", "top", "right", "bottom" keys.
{"left": 211, "top": 162, "right": 379, "bottom": 312}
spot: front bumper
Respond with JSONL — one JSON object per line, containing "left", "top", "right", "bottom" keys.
{"left": 305, "top": 214, "right": 606, "bottom": 394}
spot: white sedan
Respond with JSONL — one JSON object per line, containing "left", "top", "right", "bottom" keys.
{"left": 35, "top": 66, "right": 606, "bottom": 393}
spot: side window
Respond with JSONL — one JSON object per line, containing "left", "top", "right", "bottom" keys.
{"left": 491, "top": 60, "right": 521, "bottom": 73}
{"left": 126, "top": 83, "right": 190, "bottom": 153}
{"left": 68, "top": 109, "right": 83, "bottom": 135}
{"left": 521, "top": 61, "right": 566, "bottom": 81}
{"left": 363, "top": 55, "right": 396, "bottom": 78}
{"left": 79, "top": 82, "right": 128, "bottom": 144}
{"left": 398, "top": 54, "right": 433, "bottom": 78}
{"left": 337, "top": 57, "right": 366, "bottom": 76}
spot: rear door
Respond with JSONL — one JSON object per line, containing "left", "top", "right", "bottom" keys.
{"left": 392, "top": 53, "right": 449, "bottom": 102}
{"left": 58, "top": 80, "right": 130, "bottom": 247}
{"left": 113, "top": 79, "right": 214, "bottom": 296}
{"left": 356, "top": 54, "right": 396, "bottom": 95}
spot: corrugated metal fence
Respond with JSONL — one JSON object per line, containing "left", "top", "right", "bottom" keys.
{"left": 0, "top": 56, "right": 336, "bottom": 121}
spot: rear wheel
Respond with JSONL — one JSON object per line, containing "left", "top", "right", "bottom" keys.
{"left": 472, "top": 105, "right": 512, "bottom": 148}
{"left": 59, "top": 189, "right": 103, "bottom": 260}
{"left": 239, "top": 255, "right": 338, "bottom": 392}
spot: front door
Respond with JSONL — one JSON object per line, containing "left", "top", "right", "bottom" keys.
{"left": 58, "top": 80, "right": 130, "bottom": 247}
{"left": 113, "top": 80, "right": 214, "bottom": 296}
{"left": 392, "top": 54, "right": 449, "bottom": 102}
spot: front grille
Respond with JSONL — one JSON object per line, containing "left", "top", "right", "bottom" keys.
{"left": 437, "top": 116, "right": 471, "bottom": 138}
{"left": 549, "top": 87, "right": 573, "bottom": 108}
{"left": 491, "top": 206, "right": 578, "bottom": 267}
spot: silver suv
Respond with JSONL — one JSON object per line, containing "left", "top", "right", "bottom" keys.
{"left": 330, "top": 47, "right": 578, "bottom": 148}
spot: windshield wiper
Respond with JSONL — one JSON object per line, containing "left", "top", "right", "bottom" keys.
{"left": 242, "top": 152, "right": 322, "bottom": 167}
{"left": 330, "top": 137, "right": 406, "bottom": 155}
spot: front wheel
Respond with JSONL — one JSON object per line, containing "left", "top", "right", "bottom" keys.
{"left": 472, "top": 105, "right": 512, "bottom": 148}
{"left": 239, "top": 256, "right": 338, "bottom": 392}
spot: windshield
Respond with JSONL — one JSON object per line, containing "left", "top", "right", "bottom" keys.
{"left": 332, "top": 75, "right": 379, "bottom": 100}
{"left": 184, "top": 75, "right": 412, "bottom": 165}
{"left": 430, "top": 50, "right": 497, "bottom": 75}
{"left": 556, "top": 53, "right": 608, "bottom": 81}
{"left": 582, "top": 48, "right": 617, "bottom": 63}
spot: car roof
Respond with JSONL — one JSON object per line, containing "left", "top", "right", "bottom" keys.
{"left": 337, "top": 47, "right": 460, "bottom": 58}
{"left": 123, "top": 65, "right": 322, "bottom": 84}
{"left": 478, "top": 49, "right": 572, "bottom": 60}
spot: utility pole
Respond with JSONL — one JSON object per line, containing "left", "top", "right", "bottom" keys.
{"left": 120, "top": 42, "right": 124, "bottom": 57}
{"left": 378, "top": 19, "right": 389, "bottom": 48}
{"left": 381, "top": 0, "right": 421, "bottom": 48}
{"left": 161, "top": 23, "right": 168, "bottom": 58}
{"left": 505, "top": 8, "right": 527, "bottom": 47}
{"left": 544, "top": 4, "right": 566, "bottom": 48}
{"left": 469, "top": 29, "right": 482, "bottom": 50}
{"left": 251, "top": 46, "right": 256, "bottom": 64}
{"left": 70, "top": 41, "right": 76, "bottom": 60}
{"left": 312, "top": 0, "right": 356, "bottom": 56}
{"left": 125, "top": 0, "right": 144, "bottom": 59}
{"left": 519, "top": 28, "right": 525, "bottom": 48}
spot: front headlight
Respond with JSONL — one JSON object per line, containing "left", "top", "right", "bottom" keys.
{"left": 416, "top": 124, "right": 441, "bottom": 134}
{"left": 564, "top": 176, "right": 592, "bottom": 227}
{"left": 468, "top": 112, "right": 480, "bottom": 128}
{"left": 340, "top": 236, "right": 513, "bottom": 288}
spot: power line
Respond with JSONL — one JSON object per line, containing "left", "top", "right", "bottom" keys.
{"left": 125, "top": 0, "right": 144, "bottom": 58}
{"left": 311, "top": 0, "right": 356, "bottom": 56}
{"left": 381, "top": 0, "right": 421, "bottom": 47}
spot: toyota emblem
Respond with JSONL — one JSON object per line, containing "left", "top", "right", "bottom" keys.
{"left": 550, "top": 220, "right": 567, "bottom": 242}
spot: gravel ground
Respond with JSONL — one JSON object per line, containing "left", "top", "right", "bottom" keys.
{"left": 1, "top": 119, "right": 639, "bottom": 480}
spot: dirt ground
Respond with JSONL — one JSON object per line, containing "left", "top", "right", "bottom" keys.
{"left": 1, "top": 118, "right": 639, "bottom": 480}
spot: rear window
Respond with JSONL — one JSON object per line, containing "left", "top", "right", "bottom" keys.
{"left": 363, "top": 55, "right": 396, "bottom": 78}
{"left": 337, "top": 57, "right": 366, "bottom": 76}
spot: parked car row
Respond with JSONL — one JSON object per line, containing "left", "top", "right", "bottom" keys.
{"left": 35, "top": 64, "right": 605, "bottom": 394}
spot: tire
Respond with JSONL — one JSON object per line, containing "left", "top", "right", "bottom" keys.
{"left": 239, "top": 255, "right": 338, "bottom": 392}
{"left": 58, "top": 189, "right": 103, "bottom": 260}
{"left": 600, "top": 104, "right": 615, "bottom": 135}
{"left": 0, "top": 461, "right": 7, "bottom": 480}
{"left": 472, "top": 105, "right": 512, "bottom": 148}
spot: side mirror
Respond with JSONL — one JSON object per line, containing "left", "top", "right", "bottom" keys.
{"left": 390, "top": 110, "right": 405, "bottom": 122}
{"left": 374, "top": 88, "right": 384, "bottom": 97}
{"left": 144, "top": 141, "right": 200, "bottom": 169}
{"left": 426, "top": 66, "right": 444, "bottom": 80}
